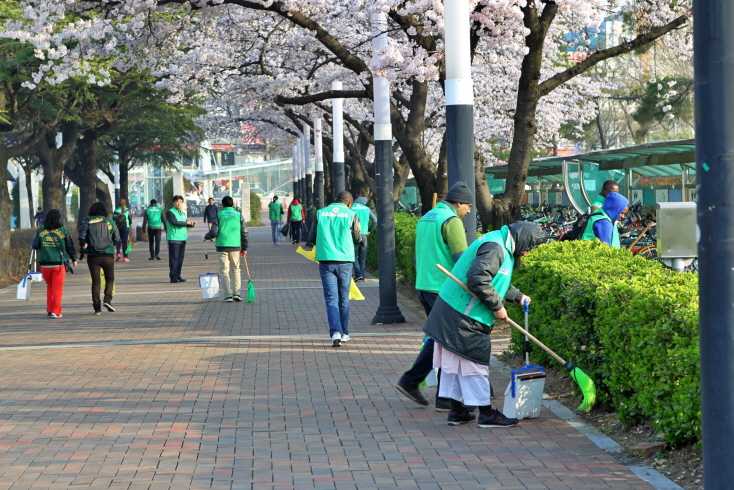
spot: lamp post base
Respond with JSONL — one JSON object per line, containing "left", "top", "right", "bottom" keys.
{"left": 371, "top": 305, "right": 406, "bottom": 325}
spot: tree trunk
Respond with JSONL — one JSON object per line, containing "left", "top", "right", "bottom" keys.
{"left": 436, "top": 131, "right": 449, "bottom": 200}
{"left": 474, "top": 145, "right": 493, "bottom": 232}
{"left": 120, "top": 155, "right": 131, "bottom": 203}
{"left": 392, "top": 152, "right": 410, "bottom": 209}
{"left": 75, "top": 135, "right": 100, "bottom": 222}
{"left": 37, "top": 122, "right": 78, "bottom": 214}
{"left": 96, "top": 179, "right": 113, "bottom": 213}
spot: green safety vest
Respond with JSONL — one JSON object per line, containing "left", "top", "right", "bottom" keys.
{"left": 146, "top": 206, "right": 163, "bottom": 228}
{"left": 351, "top": 202, "right": 371, "bottom": 234}
{"left": 415, "top": 202, "right": 458, "bottom": 292}
{"left": 314, "top": 203, "right": 356, "bottom": 262}
{"left": 290, "top": 203, "right": 303, "bottom": 221}
{"left": 216, "top": 208, "right": 242, "bottom": 248}
{"left": 167, "top": 208, "right": 188, "bottom": 241}
{"left": 268, "top": 201, "right": 283, "bottom": 221}
{"left": 439, "top": 226, "right": 515, "bottom": 326}
{"left": 581, "top": 210, "right": 621, "bottom": 248}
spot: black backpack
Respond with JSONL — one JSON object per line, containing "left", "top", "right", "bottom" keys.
{"left": 113, "top": 212, "right": 128, "bottom": 231}
{"left": 559, "top": 211, "right": 602, "bottom": 241}
{"left": 88, "top": 219, "right": 112, "bottom": 251}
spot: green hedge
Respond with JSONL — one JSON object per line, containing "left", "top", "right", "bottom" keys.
{"left": 248, "top": 192, "right": 262, "bottom": 226}
{"left": 508, "top": 240, "right": 699, "bottom": 446}
{"left": 366, "top": 213, "right": 419, "bottom": 284}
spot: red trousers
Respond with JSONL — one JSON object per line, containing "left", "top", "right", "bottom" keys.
{"left": 41, "top": 266, "right": 66, "bottom": 316}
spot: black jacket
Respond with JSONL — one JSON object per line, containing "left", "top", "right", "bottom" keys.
{"left": 422, "top": 222, "right": 544, "bottom": 365}
{"left": 203, "top": 204, "right": 219, "bottom": 224}
{"left": 203, "top": 209, "right": 249, "bottom": 252}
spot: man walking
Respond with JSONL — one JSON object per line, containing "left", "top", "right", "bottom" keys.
{"left": 588, "top": 180, "right": 620, "bottom": 213}
{"left": 307, "top": 191, "right": 362, "bottom": 347}
{"left": 204, "top": 196, "right": 249, "bottom": 302}
{"left": 166, "top": 195, "right": 196, "bottom": 283}
{"left": 350, "top": 196, "right": 377, "bottom": 281}
{"left": 203, "top": 198, "right": 218, "bottom": 230}
{"left": 268, "top": 196, "right": 284, "bottom": 245}
{"left": 142, "top": 199, "right": 164, "bottom": 260}
{"left": 395, "top": 181, "right": 473, "bottom": 410}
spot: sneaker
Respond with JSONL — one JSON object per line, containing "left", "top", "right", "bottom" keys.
{"left": 103, "top": 303, "right": 115, "bottom": 312}
{"left": 94, "top": 309, "right": 102, "bottom": 316}
{"left": 155, "top": 256, "right": 161, "bottom": 260}
{"left": 331, "top": 332, "right": 342, "bottom": 347}
{"left": 123, "top": 257, "right": 130, "bottom": 262}
{"left": 50, "top": 313, "right": 62, "bottom": 319}
{"left": 47, "top": 312, "right": 52, "bottom": 317}
{"left": 224, "top": 297, "right": 233, "bottom": 302}
{"left": 341, "top": 334, "right": 350, "bottom": 342}
{"left": 356, "top": 276, "right": 364, "bottom": 282}
{"left": 148, "top": 257, "right": 155, "bottom": 261}
{"left": 478, "top": 409, "right": 519, "bottom": 428}
{"left": 177, "top": 278, "right": 186, "bottom": 283}
{"left": 435, "top": 398, "right": 452, "bottom": 412}
{"left": 233, "top": 295, "right": 242, "bottom": 302}
{"left": 115, "top": 254, "right": 121, "bottom": 261}
{"left": 395, "top": 381, "right": 430, "bottom": 406}
{"left": 447, "top": 409, "right": 476, "bottom": 426}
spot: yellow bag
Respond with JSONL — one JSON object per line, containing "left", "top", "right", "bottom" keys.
{"left": 88, "top": 269, "right": 116, "bottom": 294}
{"left": 296, "top": 245, "right": 364, "bottom": 300}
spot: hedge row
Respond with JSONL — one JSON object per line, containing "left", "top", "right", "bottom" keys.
{"left": 366, "top": 213, "right": 419, "bottom": 284}
{"left": 508, "top": 240, "right": 699, "bottom": 446}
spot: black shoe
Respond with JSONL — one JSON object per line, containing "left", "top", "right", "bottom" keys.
{"left": 47, "top": 312, "right": 52, "bottom": 317}
{"left": 395, "top": 381, "right": 430, "bottom": 406}
{"left": 170, "top": 279, "right": 179, "bottom": 283}
{"left": 177, "top": 278, "right": 187, "bottom": 283}
{"left": 356, "top": 276, "right": 364, "bottom": 282}
{"left": 103, "top": 302, "right": 115, "bottom": 312}
{"left": 148, "top": 257, "right": 155, "bottom": 260}
{"left": 155, "top": 256, "right": 161, "bottom": 260}
{"left": 478, "top": 409, "right": 519, "bottom": 428}
{"left": 447, "top": 409, "right": 476, "bottom": 426}
{"left": 435, "top": 398, "right": 452, "bottom": 412}
{"left": 94, "top": 309, "right": 102, "bottom": 316}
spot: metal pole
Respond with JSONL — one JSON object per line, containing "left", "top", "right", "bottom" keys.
{"left": 314, "top": 116, "right": 325, "bottom": 209}
{"left": 292, "top": 145, "right": 298, "bottom": 198}
{"left": 370, "top": 12, "right": 405, "bottom": 325}
{"left": 303, "top": 122, "right": 313, "bottom": 213}
{"left": 113, "top": 160, "right": 120, "bottom": 206}
{"left": 331, "top": 80, "right": 346, "bottom": 197}
{"left": 694, "top": 0, "right": 734, "bottom": 486}
{"left": 445, "top": 0, "right": 476, "bottom": 245}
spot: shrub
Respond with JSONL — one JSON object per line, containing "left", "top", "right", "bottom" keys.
{"left": 163, "top": 175, "right": 193, "bottom": 209}
{"left": 509, "top": 240, "right": 700, "bottom": 446}
{"left": 248, "top": 192, "right": 262, "bottom": 226}
{"left": 366, "top": 213, "right": 419, "bottom": 284}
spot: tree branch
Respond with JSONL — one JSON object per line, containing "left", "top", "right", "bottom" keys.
{"left": 275, "top": 90, "right": 370, "bottom": 105}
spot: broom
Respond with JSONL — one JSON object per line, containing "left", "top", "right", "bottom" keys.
{"left": 436, "top": 264, "right": 597, "bottom": 412}
{"left": 243, "top": 253, "right": 256, "bottom": 303}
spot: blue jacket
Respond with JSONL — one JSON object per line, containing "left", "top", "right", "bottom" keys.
{"left": 592, "top": 192, "right": 629, "bottom": 245}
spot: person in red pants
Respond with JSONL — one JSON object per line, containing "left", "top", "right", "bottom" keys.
{"left": 31, "top": 209, "right": 77, "bottom": 318}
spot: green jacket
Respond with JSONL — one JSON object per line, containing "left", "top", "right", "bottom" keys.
{"left": 268, "top": 201, "right": 283, "bottom": 221}
{"left": 32, "top": 226, "right": 77, "bottom": 266}
{"left": 581, "top": 210, "right": 621, "bottom": 248}
{"left": 351, "top": 202, "right": 372, "bottom": 234}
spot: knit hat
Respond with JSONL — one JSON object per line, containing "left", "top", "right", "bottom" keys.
{"left": 445, "top": 181, "right": 473, "bottom": 204}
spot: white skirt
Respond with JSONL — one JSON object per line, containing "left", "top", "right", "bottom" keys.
{"left": 434, "top": 344, "right": 490, "bottom": 406}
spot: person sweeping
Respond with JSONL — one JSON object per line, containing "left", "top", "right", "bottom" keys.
{"left": 423, "top": 221, "right": 545, "bottom": 428}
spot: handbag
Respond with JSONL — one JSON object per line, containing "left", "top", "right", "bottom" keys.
{"left": 281, "top": 222, "right": 290, "bottom": 237}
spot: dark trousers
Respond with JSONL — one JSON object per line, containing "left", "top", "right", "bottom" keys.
{"left": 116, "top": 228, "right": 130, "bottom": 257}
{"left": 399, "top": 291, "right": 449, "bottom": 401}
{"left": 290, "top": 221, "right": 302, "bottom": 243}
{"left": 87, "top": 255, "right": 115, "bottom": 308}
{"left": 168, "top": 241, "right": 186, "bottom": 280}
{"left": 353, "top": 239, "right": 367, "bottom": 278}
{"left": 148, "top": 228, "right": 162, "bottom": 258}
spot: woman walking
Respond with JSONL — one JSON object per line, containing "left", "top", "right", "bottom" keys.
{"left": 288, "top": 196, "right": 304, "bottom": 245}
{"left": 113, "top": 198, "right": 132, "bottom": 262}
{"left": 268, "top": 196, "right": 284, "bottom": 245}
{"left": 79, "top": 202, "right": 120, "bottom": 315}
{"left": 31, "top": 209, "right": 77, "bottom": 319}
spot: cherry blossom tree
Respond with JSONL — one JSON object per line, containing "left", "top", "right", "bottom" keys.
{"left": 2, "top": 0, "right": 692, "bottom": 225}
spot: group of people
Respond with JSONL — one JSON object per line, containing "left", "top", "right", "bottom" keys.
{"left": 269, "top": 194, "right": 376, "bottom": 282}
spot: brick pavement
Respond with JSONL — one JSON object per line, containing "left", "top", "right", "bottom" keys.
{"left": 0, "top": 218, "right": 657, "bottom": 489}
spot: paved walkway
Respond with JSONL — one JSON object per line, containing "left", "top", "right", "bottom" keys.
{"left": 0, "top": 217, "right": 664, "bottom": 489}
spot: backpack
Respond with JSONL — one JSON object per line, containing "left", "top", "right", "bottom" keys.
{"left": 87, "top": 219, "right": 112, "bottom": 251}
{"left": 559, "top": 211, "right": 602, "bottom": 241}
{"left": 113, "top": 211, "right": 128, "bottom": 231}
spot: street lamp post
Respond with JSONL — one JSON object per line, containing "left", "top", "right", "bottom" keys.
{"left": 314, "top": 116, "right": 325, "bottom": 209}
{"left": 370, "top": 11, "right": 405, "bottom": 325}
{"left": 332, "top": 81, "right": 346, "bottom": 197}
{"left": 444, "top": 0, "right": 476, "bottom": 245}
{"left": 302, "top": 122, "right": 313, "bottom": 212}
{"left": 694, "top": 0, "right": 734, "bottom": 486}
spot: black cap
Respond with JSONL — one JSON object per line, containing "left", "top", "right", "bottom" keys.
{"left": 445, "top": 181, "right": 473, "bottom": 204}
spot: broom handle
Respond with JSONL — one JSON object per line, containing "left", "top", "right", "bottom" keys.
{"left": 244, "top": 253, "right": 251, "bottom": 280}
{"left": 436, "top": 264, "right": 567, "bottom": 365}
{"left": 627, "top": 220, "right": 655, "bottom": 250}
